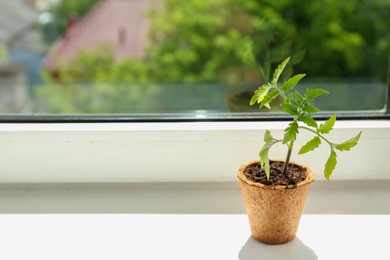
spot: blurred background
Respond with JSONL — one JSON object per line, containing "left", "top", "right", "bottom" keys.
{"left": 0, "top": 0, "right": 388, "bottom": 115}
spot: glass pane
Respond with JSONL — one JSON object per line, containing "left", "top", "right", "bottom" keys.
{"left": 0, "top": 0, "right": 388, "bottom": 118}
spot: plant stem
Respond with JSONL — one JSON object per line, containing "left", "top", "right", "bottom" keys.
{"left": 272, "top": 85, "right": 287, "bottom": 100}
{"left": 283, "top": 116, "right": 299, "bottom": 174}
{"left": 298, "top": 126, "right": 333, "bottom": 146}
{"left": 283, "top": 140, "right": 295, "bottom": 174}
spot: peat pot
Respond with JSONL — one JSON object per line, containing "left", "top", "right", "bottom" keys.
{"left": 237, "top": 160, "right": 315, "bottom": 245}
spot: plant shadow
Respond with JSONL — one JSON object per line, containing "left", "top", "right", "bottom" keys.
{"left": 239, "top": 236, "right": 318, "bottom": 260}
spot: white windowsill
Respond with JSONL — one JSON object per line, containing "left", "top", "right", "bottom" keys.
{"left": 0, "top": 214, "right": 388, "bottom": 260}
{"left": 1, "top": 174, "right": 389, "bottom": 259}
{"left": 1, "top": 119, "right": 389, "bottom": 131}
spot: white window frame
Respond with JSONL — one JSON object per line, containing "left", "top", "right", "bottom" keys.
{"left": 0, "top": 119, "right": 389, "bottom": 183}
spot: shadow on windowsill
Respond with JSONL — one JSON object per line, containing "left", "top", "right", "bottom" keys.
{"left": 238, "top": 236, "right": 318, "bottom": 260}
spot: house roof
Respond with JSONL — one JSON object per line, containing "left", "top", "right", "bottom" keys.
{"left": 44, "top": 0, "right": 152, "bottom": 69}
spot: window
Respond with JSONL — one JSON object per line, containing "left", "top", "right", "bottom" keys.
{"left": 0, "top": 0, "right": 388, "bottom": 122}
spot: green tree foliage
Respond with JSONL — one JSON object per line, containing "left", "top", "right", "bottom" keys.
{"left": 145, "top": 0, "right": 389, "bottom": 81}
{"left": 36, "top": 0, "right": 389, "bottom": 113}
{"left": 145, "top": 0, "right": 303, "bottom": 84}
{"left": 284, "top": 0, "right": 389, "bottom": 79}
{"left": 36, "top": 46, "right": 158, "bottom": 113}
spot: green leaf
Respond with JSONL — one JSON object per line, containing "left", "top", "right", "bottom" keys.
{"left": 319, "top": 114, "right": 337, "bottom": 134}
{"left": 264, "top": 130, "right": 274, "bottom": 142}
{"left": 287, "top": 93, "right": 294, "bottom": 101}
{"left": 335, "top": 132, "right": 362, "bottom": 151}
{"left": 257, "top": 88, "right": 271, "bottom": 104}
{"left": 294, "top": 90, "right": 305, "bottom": 101}
{"left": 259, "top": 141, "right": 274, "bottom": 179}
{"left": 291, "top": 98, "right": 301, "bottom": 108}
{"left": 283, "top": 122, "right": 299, "bottom": 144}
{"left": 259, "top": 142, "right": 273, "bottom": 159}
{"left": 303, "top": 104, "right": 321, "bottom": 113}
{"left": 305, "top": 88, "right": 329, "bottom": 100}
{"left": 259, "top": 90, "right": 278, "bottom": 109}
{"left": 283, "top": 74, "right": 306, "bottom": 91}
{"left": 280, "top": 102, "right": 297, "bottom": 116}
{"left": 271, "top": 57, "right": 290, "bottom": 85}
{"left": 300, "top": 115, "right": 318, "bottom": 128}
{"left": 250, "top": 84, "right": 271, "bottom": 106}
{"left": 261, "top": 159, "right": 270, "bottom": 180}
{"left": 249, "top": 92, "right": 259, "bottom": 106}
{"left": 298, "top": 136, "right": 321, "bottom": 154}
{"left": 324, "top": 150, "right": 337, "bottom": 180}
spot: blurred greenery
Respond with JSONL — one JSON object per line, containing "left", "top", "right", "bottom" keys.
{"left": 36, "top": 46, "right": 160, "bottom": 113}
{"left": 0, "top": 42, "right": 8, "bottom": 60}
{"left": 36, "top": 0, "right": 390, "bottom": 114}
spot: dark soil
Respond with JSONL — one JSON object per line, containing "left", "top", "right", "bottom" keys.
{"left": 243, "top": 161, "right": 307, "bottom": 188}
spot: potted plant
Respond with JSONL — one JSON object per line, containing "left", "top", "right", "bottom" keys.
{"left": 237, "top": 57, "right": 361, "bottom": 245}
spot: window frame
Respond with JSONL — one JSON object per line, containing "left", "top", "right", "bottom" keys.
{"left": 0, "top": 119, "right": 389, "bottom": 183}
{"left": 0, "top": 110, "right": 388, "bottom": 123}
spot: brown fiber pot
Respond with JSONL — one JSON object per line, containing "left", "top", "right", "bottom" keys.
{"left": 237, "top": 160, "right": 315, "bottom": 245}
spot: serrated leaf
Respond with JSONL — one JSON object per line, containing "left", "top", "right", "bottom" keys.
{"left": 303, "top": 104, "right": 321, "bottom": 113}
{"left": 292, "top": 98, "right": 301, "bottom": 108}
{"left": 294, "top": 90, "right": 305, "bottom": 101}
{"left": 249, "top": 92, "right": 259, "bottom": 106}
{"left": 324, "top": 150, "right": 337, "bottom": 180}
{"left": 305, "top": 88, "right": 329, "bottom": 100}
{"left": 283, "top": 74, "right": 306, "bottom": 91}
{"left": 283, "top": 122, "right": 299, "bottom": 144}
{"left": 263, "top": 103, "right": 271, "bottom": 109}
{"left": 280, "top": 102, "right": 298, "bottom": 116}
{"left": 258, "top": 89, "right": 271, "bottom": 103}
{"left": 335, "top": 132, "right": 362, "bottom": 151}
{"left": 271, "top": 57, "right": 290, "bottom": 85}
{"left": 300, "top": 115, "right": 318, "bottom": 128}
{"left": 287, "top": 93, "right": 294, "bottom": 101}
{"left": 264, "top": 130, "right": 274, "bottom": 142}
{"left": 259, "top": 90, "right": 278, "bottom": 109}
{"left": 251, "top": 85, "right": 271, "bottom": 106}
{"left": 298, "top": 136, "right": 321, "bottom": 154}
{"left": 319, "top": 114, "right": 336, "bottom": 134}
